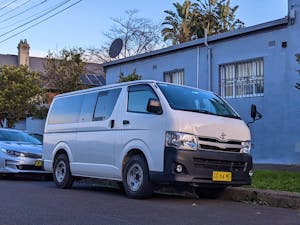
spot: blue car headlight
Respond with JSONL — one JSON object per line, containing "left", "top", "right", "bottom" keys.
{"left": 1, "top": 148, "right": 26, "bottom": 157}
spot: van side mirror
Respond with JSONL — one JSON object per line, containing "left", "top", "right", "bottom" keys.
{"left": 147, "top": 98, "right": 162, "bottom": 115}
{"left": 249, "top": 104, "right": 262, "bottom": 125}
{"left": 251, "top": 104, "right": 258, "bottom": 120}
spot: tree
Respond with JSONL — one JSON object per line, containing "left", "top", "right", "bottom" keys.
{"left": 162, "top": 0, "right": 244, "bottom": 44}
{"left": 43, "top": 48, "right": 88, "bottom": 94}
{"left": 118, "top": 69, "right": 142, "bottom": 83}
{"left": 0, "top": 65, "right": 44, "bottom": 128}
{"left": 196, "top": 0, "right": 244, "bottom": 36}
{"left": 162, "top": 0, "right": 199, "bottom": 45}
{"left": 87, "top": 10, "right": 163, "bottom": 63}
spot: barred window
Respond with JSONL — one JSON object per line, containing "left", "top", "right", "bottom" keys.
{"left": 164, "top": 69, "right": 184, "bottom": 85}
{"left": 220, "top": 58, "right": 264, "bottom": 98}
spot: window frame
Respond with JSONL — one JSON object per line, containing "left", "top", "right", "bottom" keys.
{"left": 127, "top": 84, "right": 161, "bottom": 114}
{"left": 47, "top": 94, "right": 83, "bottom": 125}
{"left": 219, "top": 58, "right": 264, "bottom": 99}
{"left": 92, "top": 88, "right": 121, "bottom": 121}
{"left": 163, "top": 68, "right": 185, "bottom": 85}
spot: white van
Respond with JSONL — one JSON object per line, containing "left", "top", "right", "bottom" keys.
{"left": 43, "top": 80, "right": 253, "bottom": 198}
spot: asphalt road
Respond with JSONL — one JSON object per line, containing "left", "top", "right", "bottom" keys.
{"left": 0, "top": 178, "right": 299, "bottom": 225}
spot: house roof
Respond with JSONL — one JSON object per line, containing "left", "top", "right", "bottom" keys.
{"left": 102, "top": 18, "right": 289, "bottom": 68}
{"left": 0, "top": 54, "right": 106, "bottom": 86}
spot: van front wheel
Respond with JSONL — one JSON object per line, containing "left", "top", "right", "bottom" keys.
{"left": 123, "top": 155, "right": 153, "bottom": 199}
{"left": 53, "top": 154, "right": 74, "bottom": 189}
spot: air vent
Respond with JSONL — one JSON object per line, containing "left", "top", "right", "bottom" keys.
{"left": 268, "top": 40, "right": 276, "bottom": 47}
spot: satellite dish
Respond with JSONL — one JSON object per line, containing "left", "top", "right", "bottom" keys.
{"left": 109, "top": 38, "right": 123, "bottom": 58}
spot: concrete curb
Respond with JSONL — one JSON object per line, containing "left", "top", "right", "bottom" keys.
{"left": 80, "top": 179, "right": 300, "bottom": 210}
{"left": 222, "top": 187, "right": 300, "bottom": 210}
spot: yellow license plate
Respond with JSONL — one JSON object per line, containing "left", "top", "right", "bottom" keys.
{"left": 212, "top": 171, "right": 232, "bottom": 182}
{"left": 35, "top": 160, "right": 43, "bottom": 167}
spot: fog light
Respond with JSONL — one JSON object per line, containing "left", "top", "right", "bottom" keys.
{"left": 249, "top": 169, "right": 254, "bottom": 177}
{"left": 176, "top": 164, "right": 183, "bottom": 173}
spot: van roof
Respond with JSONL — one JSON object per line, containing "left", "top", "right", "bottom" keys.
{"left": 53, "top": 79, "right": 214, "bottom": 99}
{"left": 54, "top": 80, "right": 158, "bottom": 98}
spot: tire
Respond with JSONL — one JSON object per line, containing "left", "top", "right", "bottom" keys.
{"left": 53, "top": 154, "right": 74, "bottom": 189}
{"left": 195, "top": 187, "right": 225, "bottom": 199}
{"left": 122, "top": 155, "right": 153, "bottom": 199}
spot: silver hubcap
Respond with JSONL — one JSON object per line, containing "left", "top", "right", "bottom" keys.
{"left": 55, "top": 160, "right": 66, "bottom": 183}
{"left": 127, "top": 163, "right": 143, "bottom": 192}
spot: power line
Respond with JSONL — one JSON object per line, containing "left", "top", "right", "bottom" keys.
{"left": 0, "top": 0, "right": 48, "bottom": 23}
{"left": 0, "top": 0, "right": 19, "bottom": 11}
{"left": 0, "top": 2, "right": 49, "bottom": 30}
{"left": 0, "top": 0, "right": 31, "bottom": 18}
{"left": 0, "top": 0, "right": 73, "bottom": 38}
{"left": 0, "top": 0, "right": 83, "bottom": 44}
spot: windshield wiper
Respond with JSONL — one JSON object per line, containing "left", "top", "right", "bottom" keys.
{"left": 222, "top": 114, "right": 241, "bottom": 119}
{"left": 177, "top": 108, "right": 240, "bottom": 119}
{"left": 179, "top": 109, "right": 216, "bottom": 115}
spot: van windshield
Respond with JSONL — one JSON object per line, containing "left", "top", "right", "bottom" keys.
{"left": 157, "top": 83, "right": 240, "bottom": 119}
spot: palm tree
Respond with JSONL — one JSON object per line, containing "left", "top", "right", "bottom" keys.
{"left": 214, "top": 0, "right": 244, "bottom": 33}
{"left": 162, "top": 0, "right": 198, "bottom": 45}
{"left": 195, "top": 0, "right": 244, "bottom": 36}
{"left": 162, "top": 0, "right": 244, "bottom": 45}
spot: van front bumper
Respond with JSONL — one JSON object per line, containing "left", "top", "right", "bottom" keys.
{"left": 150, "top": 147, "right": 253, "bottom": 187}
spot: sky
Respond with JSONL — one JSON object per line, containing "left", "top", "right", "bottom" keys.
{"left": 0, "top": 0, "right": 288, "bottom": 57}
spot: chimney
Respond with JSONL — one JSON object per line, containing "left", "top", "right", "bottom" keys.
{"left": 17, "top": 39, "right": 30, "bottom": 66}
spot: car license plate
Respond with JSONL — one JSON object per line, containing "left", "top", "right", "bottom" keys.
{"left": 212, "top": 171, "right": 232, "bottom": 182}
{"left": 35, "top": 160, "right": 43, "bottom": 167}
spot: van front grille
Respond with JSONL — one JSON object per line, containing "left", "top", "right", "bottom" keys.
{"left": 198, "top": 137, "right": 242, "bottom": 153}
{"left": 193, "top": 158, "right": 246, "bottom": 172}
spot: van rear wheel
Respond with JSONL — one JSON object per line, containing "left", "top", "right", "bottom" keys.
{"left": 123, "top": 155, "right": 153, "bottom": 199}
{"left": 53, "top": 154, "right": 74, "bottom": 189}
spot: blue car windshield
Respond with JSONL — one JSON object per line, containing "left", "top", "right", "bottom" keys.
{"left": 157, "top": 83, "right": 240, "bottom": 119}
{"left": 0, "top": 130, "right": 41, "bottom": 145}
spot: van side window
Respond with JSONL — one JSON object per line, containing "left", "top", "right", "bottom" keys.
{"left": 79, "top": 92, "right": 98, "bottom": 122}
{"left": 128, "top": 84, "right": 159, "bottom": 113}
{"left": 93, "top": 88, "right": 121, "bottom": 121}
{"left": 48, "top": 95, "right": 83, "bottom": 124}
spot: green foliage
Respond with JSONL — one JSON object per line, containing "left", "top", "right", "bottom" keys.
{"left": 29, "top": 105, "right": 49, "bottom": 119}
{"left": 43, "top": 48, "right": 88, "bottom": 94}
{"left": 250, "top": 170, "right": 300, "bottom": 193}
{"left": 162, "top": 1, "right": 198, "bottom": 45}
{"left": 118, "top": 69, "right": 142, "bottom": 83}
{"left": 162, "top": 0, "right": 244, "bottom": 44}
{"left": 0, "top": 65, "right": 44, "bottom": 128}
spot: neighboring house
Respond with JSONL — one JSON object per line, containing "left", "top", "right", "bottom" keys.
{"left": 103, "top": 0, "right": 300, "bottom": 164}
{"left": 0, "top": 40, "right": 105, "bottom": 133}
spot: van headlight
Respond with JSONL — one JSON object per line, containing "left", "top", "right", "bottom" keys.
{"left": 240, "top": 141, "right": 251, "bottom": 154}
{"left": 166, "top": 131, "right": 198, "bottom": 151}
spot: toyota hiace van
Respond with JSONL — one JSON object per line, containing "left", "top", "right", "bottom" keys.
{"left": 43, "top": 80, "right": 253, "bottom": 198}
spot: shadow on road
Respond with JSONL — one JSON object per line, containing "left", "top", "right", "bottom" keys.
{"left": 0, "top": 173, "right": 52, "bottom": 181}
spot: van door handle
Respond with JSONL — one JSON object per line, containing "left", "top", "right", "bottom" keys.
{"left": 110, "top": 120, "right": 115, "bottom": 128}
{"left": 123, "top": 120, "right": 130, "bottom": 125}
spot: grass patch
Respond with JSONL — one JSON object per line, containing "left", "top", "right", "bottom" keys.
{"left": 250, "top": 170, "right": 300, "bottom": 193}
